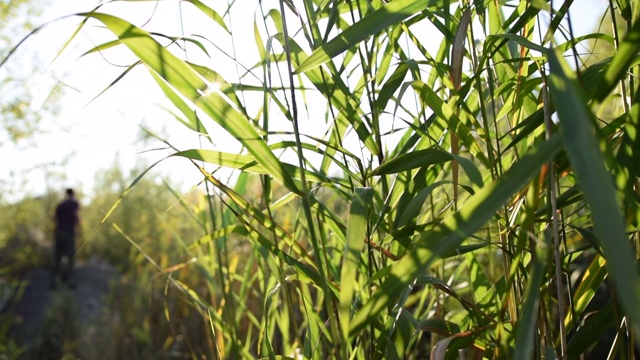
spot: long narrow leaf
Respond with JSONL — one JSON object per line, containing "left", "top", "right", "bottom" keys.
{"left": 594, "top": 18, "right": 640, "bottom": 102}
{"left": 81, "top": 12, "right": 303, "bottom": 195}
{"left": 339, "top": 188, "right": 374, "bottom": 347}
{"left": 296, "top": 0, "right": 435, "bottom": 73}
{"left": 548, "top": 49, "right": 640, "bottom": 333}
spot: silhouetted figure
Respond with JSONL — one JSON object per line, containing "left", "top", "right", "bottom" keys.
{"left": 52, "top": 188, "right": 80, "bottom": 288}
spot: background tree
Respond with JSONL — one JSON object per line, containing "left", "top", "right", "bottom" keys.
{"left": 0, "top": 191, "right": 58, "bottom": 273}
{"left": 0, "top": 0, "right": 65, "bottom": 203}
{"left": 0, "top": 0, "right": 62, "bottom": 144}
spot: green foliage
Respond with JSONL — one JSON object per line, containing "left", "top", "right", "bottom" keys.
{"left": 0, "top": 191, "right": 60, "bottom": 355}
{"left": 0, "top": 161, "right": 211, "bottom": 358}
{"left": 0, "top": 191, "right": 59, "bottom": 273}
{"left": 0, "top": 0, "right": 61, "bottom": 146}
{"left": 82, "top": 162, "right": 197, "bottom": 270}
{"left": 80, "top": 162, "right": 221, "bottom": 358}
{"left": 41, "top": 0, "right": 640, "bottom": 358}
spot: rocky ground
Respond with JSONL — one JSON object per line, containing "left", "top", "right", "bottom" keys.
{"left": 9, "top": 256, "right": 120, "bottom": 360}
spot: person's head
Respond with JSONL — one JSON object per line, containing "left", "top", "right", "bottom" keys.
{"left": 66, "top": 188, "right": 75, "bottom": 198}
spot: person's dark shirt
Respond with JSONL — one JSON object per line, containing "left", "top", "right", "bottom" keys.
{"left": 55, "top": 199, "right": 79, "bottom": 233}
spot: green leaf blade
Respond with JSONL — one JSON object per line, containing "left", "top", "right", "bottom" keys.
{"left": 340, "top": 188, "right": 374, "bottom": 346}
{"left": 296, "top": 0, "right": 433, "bottom": 73}
{"left": 548, "top": 48, "right": 640, "bottom": 333}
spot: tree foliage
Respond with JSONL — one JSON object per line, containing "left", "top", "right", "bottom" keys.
{"left": 0, "top": 0, "right": 62, "bottom": 145}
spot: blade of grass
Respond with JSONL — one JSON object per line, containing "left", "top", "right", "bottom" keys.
{"left": 173, "top": 149, "right": 349, "bottom": 186}
{"left": 339, "top": 187, "right": 374, "bottom": 353}
{"left": 513, "top": 233, "right": 549, "bottom": 360}
{"left": 296, "top": 0, "right": 436, "bottom": 73}
{"left": 548, "top": 48, "right": 640, "bottom": 334}
{"left": 563, "top": 254, "right": 608, "bottom": 332}
{"left": 370, "top": 148, "right": 483, "bottom": 187}
{"left": 593, "top": 18, "right": 640, "bottom": 102}
{"left": 183, "top": 0, "right": 230, "bottom": 33}
{"left": 81, "top": 12, "right": 303, "bottom": 195}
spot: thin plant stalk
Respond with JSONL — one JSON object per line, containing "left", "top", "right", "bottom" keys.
{"left": 543, "top": 83, "right": 568, "bottom": 360}
{"left": 278, "top": 0, "right": 342, "bottom": 350}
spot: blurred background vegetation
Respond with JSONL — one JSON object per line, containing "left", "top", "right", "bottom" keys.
{"left": 0, "top": 160, "right": 209, "bottom": 358}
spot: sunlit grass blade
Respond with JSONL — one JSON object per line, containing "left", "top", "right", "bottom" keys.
{"left": 187, "top": 62, "right": 247, "bottom": 113}
{"left": 295, "top": 0, "right": 435, "bottom": 73}
{"left": 563, "top": 254, "right": 607, "bottom": 331}
{"left": 268, "top": 140, "right": 361, "bottom": 184}
{"left": 188, "top": 224, "right": 248, "bottom": 250}
{"left": 614, "top": 103, "right": 640, "bottom": 220}
{"left": 195, "top": 167, "right": 315, "bottom": 266}
{"left": 487, "top": 33, "right": 549, "bottom": 55}
{"left": 339, "top": 187, "right": 373, "bottom": 353}
{"left": 80, "top": 12, "right": 303, "bottom": 195}
{"left": 183, "top": 0, "right": 230, "bottom": 33}
{"left": 370, "top": 149, "right": 451, "bottom": 175}
{"left": 173, "top": 149, "right": 349, "bottom": 186}
{"left": 149, "top": 71, "right": 208, "bottom": 136}
{"left": 395, "top": 180, "right": 448, "bottom": 228}
{"left": 375, "top": 62, "right": 409, "bottom": 113}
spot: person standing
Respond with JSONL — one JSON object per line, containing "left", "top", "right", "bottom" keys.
{"left": 52, "top": 188, "right": 80, "bottom": 288}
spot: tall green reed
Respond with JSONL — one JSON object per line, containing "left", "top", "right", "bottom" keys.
{"left": 22, "top": 0, "right": 640, "bottom": 358}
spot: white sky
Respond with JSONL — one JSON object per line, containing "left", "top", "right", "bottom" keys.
{"left": 1, "top": 0, "right": 607, "bottom": 203}
{"left": 2, "top": 0, "right": 253, "bottom": 202}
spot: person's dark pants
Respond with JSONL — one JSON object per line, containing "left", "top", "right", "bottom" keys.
{"left": 52, "top": 230, "right": 75, "bottom": 285}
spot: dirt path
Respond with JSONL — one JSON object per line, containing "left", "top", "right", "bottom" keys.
{"left": 11, "top": 256, "right": 119, "bottom": 359}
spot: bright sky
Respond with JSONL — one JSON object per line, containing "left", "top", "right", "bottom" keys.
{"left": 2, "top": 0, "right": 247, "bottom": 202}
{"left": 1, "top": 0, "right": 607, "bottom": 203}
